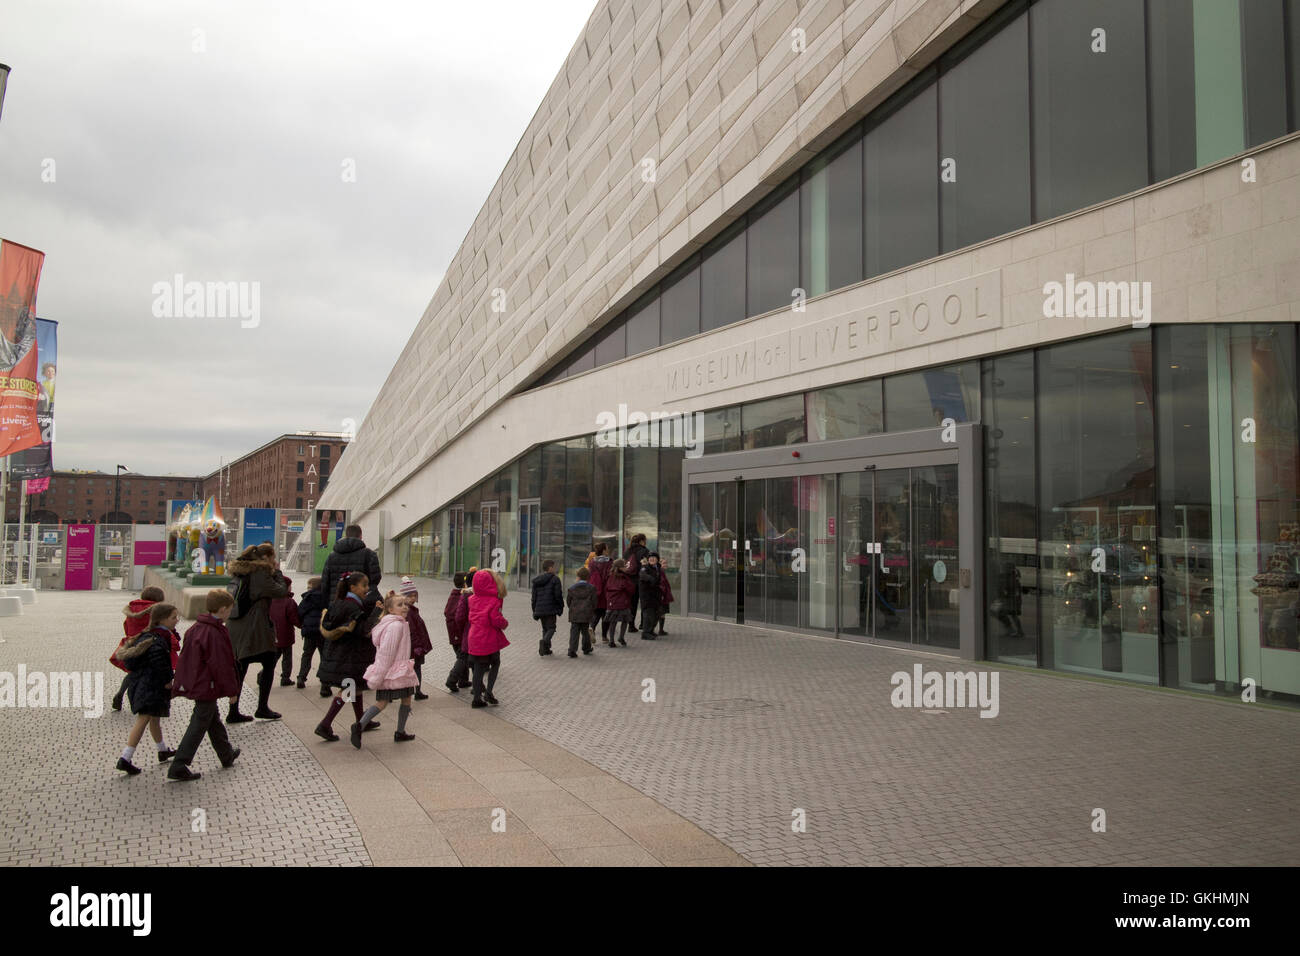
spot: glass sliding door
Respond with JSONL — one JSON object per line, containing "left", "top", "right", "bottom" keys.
{"left": 689, "top": 484, "right": 715, "bottom": 617}
{"left": 914, "top": 465, "right": 961, "bottom": 650}
{"left": 742, "top": 480, "right": 767, "bottom": 624}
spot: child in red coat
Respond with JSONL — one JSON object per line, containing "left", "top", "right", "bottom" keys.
{"left": 111, "top": 586, "right": 165, "bottom": 711}
{"left": 400, "top": 577, "right": 433, "bottom": 699}
{"left": 269, "top": 575, "right": 301, "bottom": 686}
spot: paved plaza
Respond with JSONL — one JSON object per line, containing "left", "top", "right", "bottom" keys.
{"left": 1, "top": 585, "right": 1297, "bottom": 866}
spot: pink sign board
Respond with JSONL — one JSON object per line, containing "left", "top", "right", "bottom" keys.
{"left": 133, "top": 541, "right": 167, "bottom": 565}
{"left": 65, "top": 523, "right": 95, "bottom": 590}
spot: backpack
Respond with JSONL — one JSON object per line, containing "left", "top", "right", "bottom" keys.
{"left": 113, "top": 632, "right": 155, "bottom": 672}
{"left": 228, "top": 574, "right": 253, "bottom": 620}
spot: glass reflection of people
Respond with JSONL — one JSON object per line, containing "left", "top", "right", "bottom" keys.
{"left": 993, "top": 561, "right": 1024, "bottom": 638}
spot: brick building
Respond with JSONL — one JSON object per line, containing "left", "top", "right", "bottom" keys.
{"left": 6, "top": 471, "right": 204, "bottom": 525}
{"left": 203, "top": 432, "right": 348, "bottom": 511}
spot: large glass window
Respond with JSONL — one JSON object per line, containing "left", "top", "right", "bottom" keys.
{"left": 1242, "top": 0, "right": 1288, "bottom": 146}
{"left": 594, "top": 318, "right": 626, "bottom": 367}
{"left": 700, "top": 223, "right": 747, "bottom": 333}
{"left": 659, "top": 445, "right": 685, "bottom": 599}
{"left": 865, "top": 83, "right": 938, "bottom": 277}
{"left": 746, "top": 184, "right": 800, "bottom": 317}
{"left": 883, "top": 362, "right": 980, "bottom": 432}
{"left": 660, "top": 261, "right": 701, "bottom": 344}
{"left": 741, "top": 394, "right": 806, "bottom": 448}
{"left": 564, "top": 437, "right": 594, "bottom": 583}
{"left": 801, "top": 136, "right": 864, "bottom": 298}
{"left": 1030, "top": 0, "right": 1148, "bottom": 221}
{"left": 1037, "top": 331, "right": 1157, "bottom": 685}
{"left": 624, "top": 437, "right": 659, "bottom": 554}
{"left": 592, "top": 441, "right": 621, "bottom": 557}
{"left": 806, "top": 380, "right": 883, "bottom": 441}
{"left": 982, "top": 353, "right": 1038, "bottom": 665}
{"left": 539, "top": 442, "right": 567, "bottom": 575}
{"left": 702, "top": 406, "right": 741, "bottom": 454}
{"left": 939, "top": 8, "right": 1031, "bottom": 251}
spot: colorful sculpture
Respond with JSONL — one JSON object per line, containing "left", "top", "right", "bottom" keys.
{"left": 199, "top": 497, "right": 227, "bottom": 575}
{"left": 173, "top": 503, "right": 195, "bottom": 565}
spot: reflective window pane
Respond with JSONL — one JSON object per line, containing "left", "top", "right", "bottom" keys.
{"left": 701, "top": 224, "right": 746, "bottom": 333}
{"left": 939, "top": 10, "right": 1031, "bottom": 251}
{"left": 625, "top": 295, "right": 660, "bottom": 357}
{"left": 1031, "top": 0, "right": 1148, "bottom": 221}
{"left": 884, "top": 362, "right": 980, "bottom": 432}
{"left": 1037, "top": 331, "right": 1157, "bottom": 685}
{"left": 1242, "top": 0, "right": 1288, "bottom": 146}
{"left": 660, "top": 262, "right": 701, "bottom": 344}
{"left": 801, "top": 136, "right": 864, "bottom": 298}
{"left": 807, "top": 380, "right": 883, "bottom": 441}
{"left": 594, "top": 317, "right": 626, "bottom": 367}
{"left": 746, "top": 185, "right": 800, "bottom": 317}
{"left": 702, "top": 406, "right": 741, "bottom": 454}
{"left": 865, "top": 84, "right": 938, "bottom": 277}
{"left": 741, "top": 394, "right": 805, "bottom": 449}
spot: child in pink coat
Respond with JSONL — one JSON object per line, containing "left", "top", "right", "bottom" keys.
{"left": 353, "top": 591, "right": 418, "bottom": 748}
{"left": 466, "top": 569, "right": 510, "bottom": 709}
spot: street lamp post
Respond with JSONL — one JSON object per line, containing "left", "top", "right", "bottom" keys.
{"left": 114, "top": 465, "right": 128, "bottom": 523}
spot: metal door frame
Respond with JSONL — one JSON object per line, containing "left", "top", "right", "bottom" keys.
{"left": 682, "top": 424, "right": 983, "bottom": 659}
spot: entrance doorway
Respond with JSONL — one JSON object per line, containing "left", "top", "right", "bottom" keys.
{"left": 480, "top": 501, "right": 499, "bottom": 572}
{"left": 684, "top": 426, "right": 979, "bottom": 655}
{"left": 517, "top": 498, "right": 540, "bottom": 590}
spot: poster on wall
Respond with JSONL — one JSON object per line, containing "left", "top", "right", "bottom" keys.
{"left": 243, "top": 508, "right": 277, "bottom": 548}
{"left": 313, "top": 509, "right": 347, "bottom": 573}
{"left": 64, "top": 523, "right": 95, "bottom": 590}
{"left": 0, "top": 240, "right": 46, "bottom": 457}
{"left": 9, "top": 317, "right": 57, "bottom": 479}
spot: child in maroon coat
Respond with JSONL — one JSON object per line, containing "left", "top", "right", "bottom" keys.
{"left": 444, "top": 571, "right": 474, "bottom": 692}
{"left": 400, "top": 577, "right": 433, "bottom": 699}
{"left": 269, "top": 575, "right": 301, "bottom": 686}
{"left": 656, "top": 570, "right": 675, "bottom": 636}
{"left": 168, "top": 590, "right": 241, "bottom": 782}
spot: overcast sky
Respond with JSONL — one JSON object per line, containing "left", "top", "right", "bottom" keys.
{"left": 0, "top": 0, "right": 598, "bottom": 477}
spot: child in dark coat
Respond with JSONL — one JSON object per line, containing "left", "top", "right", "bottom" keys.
{"left": 113, "top": 603, "right": 178, "bottom": 774}
{"left": 530, "top": 559, "right": 564, "bottom": 656}
{"left": 444, "top": 571, "right": 474, "bottom": 693}
{"left": 637, "top": 552, "right": 663, "bottom": 640}
{"left": 400, "top": 577, "right": 433, "bottom": 699}
{"left": 315, "top": 572, "right": 382, "bottom": 742}
{"left": 168, "top": 590, "right": 242, "bottom": 781}
{"left": 565, "top": 566, "right": 598, "bottom": 657}
{"left": 296, "top": 577, "right": 329, "bottom": 695}
{"left": 269, "top": 575, "right": 301, "bottom": 686}
{"left": 110, "top": 585, "right": 165, "bottom": 711}
{"left": 656, "top": 568, "right": 675, "bottom": 636}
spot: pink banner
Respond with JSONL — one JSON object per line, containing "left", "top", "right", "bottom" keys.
{"left": 133, "top": 541, "right": 166, "bottom": 566}
{"left": 24, "top": 476, "right": 48, "bottom": 494}
{"left": 65, "top": 523, "right": 95, "bottom": 590}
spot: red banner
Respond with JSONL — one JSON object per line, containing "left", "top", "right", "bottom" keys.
{"left": 0, "top": 240, "right": 46, "bottom": 457}
{"left": 24, "top": 476, "right": 49, "bottom": 494}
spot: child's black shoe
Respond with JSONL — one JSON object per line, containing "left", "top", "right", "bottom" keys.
{"left": 314, "top": 725, "right": 339, "bottom": 742}
{"left": 471, "top": 698, "right": 487, "bottom": 708}
{"left": 116, "top": 757, "right": 141, "bottom": 775}
{"left": 220, "top": 748, "right": 241, "bottom": 768}
{"left": 485, "top": 693, "right": 499, "bottom": 706}
{"left": 414, "top": 690, "right": 429, "bottom": 700}
{"left": 394, "top": 731, "right": 415, "bottom": 742}
{"left": 349, "top": 722, "right": 363, "bottom": 749}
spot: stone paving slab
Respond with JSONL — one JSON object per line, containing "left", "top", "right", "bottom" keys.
{"left": 402, "top": 577, "right": 1300, "bottom": 867}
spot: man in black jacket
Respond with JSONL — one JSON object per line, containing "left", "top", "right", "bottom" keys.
{"left": 320, "top": 524, "right": 382, "bottom": 605}
{"left": 624, "top": 533, "right": 649, "bottom": 631}
{"left": 531, "top": 559, "right": 564, "bottom": 656}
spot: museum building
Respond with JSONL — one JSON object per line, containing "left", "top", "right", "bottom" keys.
{"left": 319, "top": 0, "right": 1300, "bottom": 703}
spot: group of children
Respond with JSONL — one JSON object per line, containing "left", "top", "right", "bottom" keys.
{"left": 110, "top": 544, "right": 676, "bottom": 778}
{"left": 526, "top": 543, "right": 674, "bottom": 656}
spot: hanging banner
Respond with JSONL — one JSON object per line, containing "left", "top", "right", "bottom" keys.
{"left": 0, "top": 240, "right": 45, "bottom": 457}
{"left": 64, "top": 523, "right": 95, "bottom": 590}
{"left": 10, "top": 318, "right": 57, "bottom": 479}
{"left": 24, "top": 476, "right": 49, "bottom": 494}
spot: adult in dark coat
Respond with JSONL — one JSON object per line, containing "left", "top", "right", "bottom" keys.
{"left": 168, "top": 595, "right": 242, "bottom": 781}
{"left": 319, "top": 525, "right": 382, "bottom": 608}
{"left": 637, "top": 553, "right": 663, "bottom": 639}
{"left": 623, "top": 534, "right": 649, "bottom": 631}
{"left": 314, "top": 571, "right": 382, "bottom": 742}
{"left": 225, "top": 543, "right": 289, "bottom": 723}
